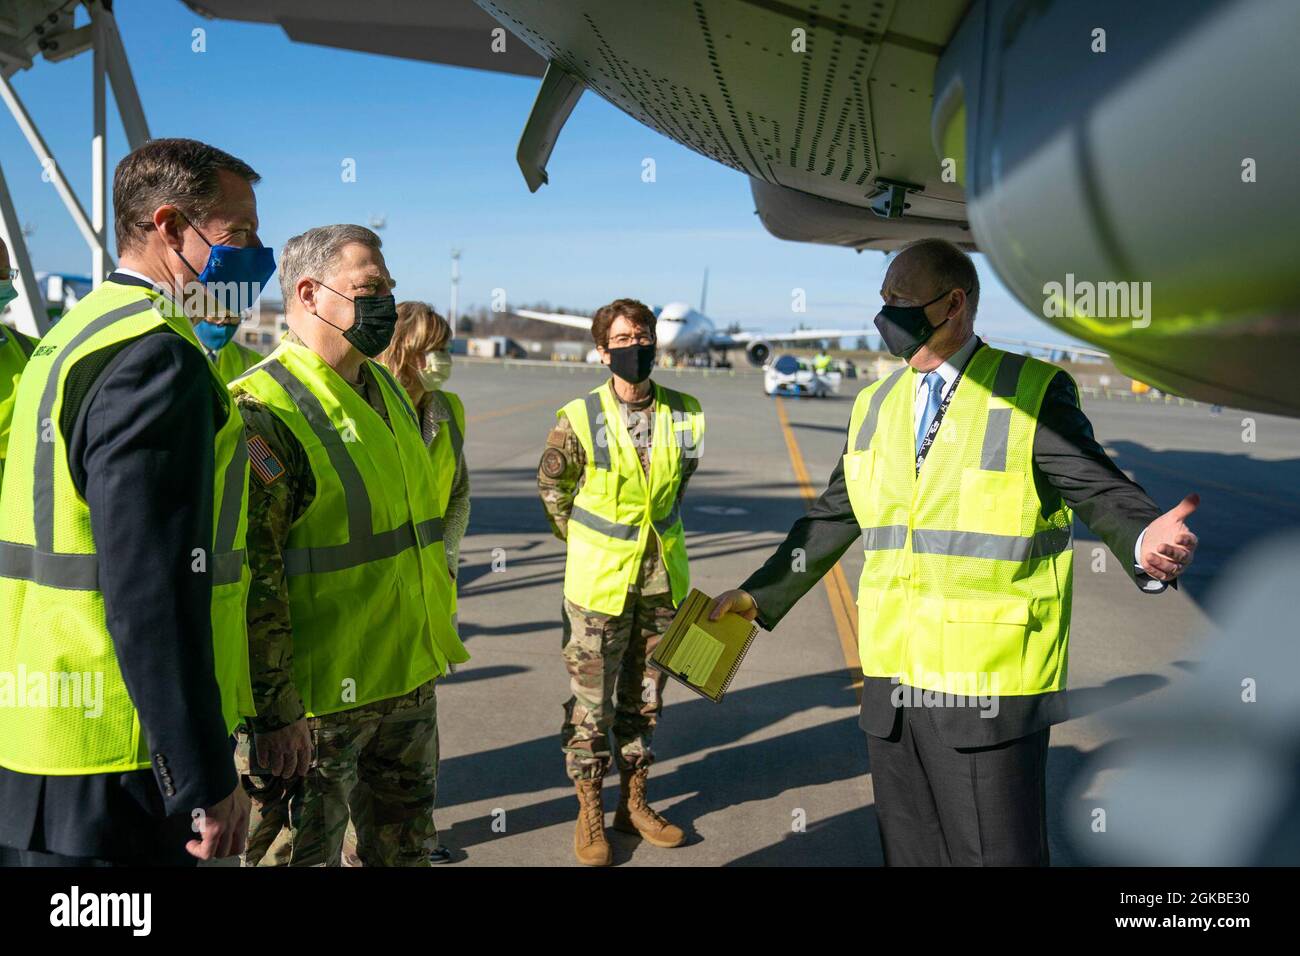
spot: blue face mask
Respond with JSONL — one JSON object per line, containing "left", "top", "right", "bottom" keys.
{"left": 195, "top": 319, "right": 240, "bottom": 352}
{"left": 0, "top": 279, "right": 17, "bottom": 312}
{"left": 174, "top": 215, "right": 276, "bottom": 317}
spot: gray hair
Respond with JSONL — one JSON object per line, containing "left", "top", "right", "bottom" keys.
{"left": 279, "top": 224, "right": 383, "bottom": 305}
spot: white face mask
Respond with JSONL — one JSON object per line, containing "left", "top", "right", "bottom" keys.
{"left": 417, "top": 351, "right": 453, "bottom": 390}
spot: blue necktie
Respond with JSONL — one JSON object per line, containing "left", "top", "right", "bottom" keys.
{"left": 916, "top": 371, "right": 945, "bottom": 454}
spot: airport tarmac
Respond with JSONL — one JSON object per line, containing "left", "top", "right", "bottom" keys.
{"left": 425, "top": 359, "right": 1300, "bottom": 866}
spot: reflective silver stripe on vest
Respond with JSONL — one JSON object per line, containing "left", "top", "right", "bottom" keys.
{"left": 230, "top": 353, "right": 278, "bottom": 384}
{"left": 854, "top": 367, "right": 907, "bottom": 451}
{"left": 214, "top": 430, "right": 248, "bottom": 553}
{"left": 658, "top": 387, "right": 697, "bottom": 462}
{"left": 569, "top": 505, "right": 640, "bottom": 541}
{"left": 256, "top": 360, "right": 447, "bottom": 576}
{"left": 861, "top": 525, "right": 908, "bottom": 551}
{"left": 282, "top": 516, "right": 445, "bottom": 576}
{"left": 210, "top": 433, "right": 249, "bottom": 587}
{"left": 992, "top": 350, "right": 1028, "bottom": 400}
{"left": 4, "top": 300, "right": 156, "bottom": 590}
{"left": 212, "top": 548, "right": 246, "bottom": 586}
{"left": 911, "top": 526, "right": 1072, "bottom": 561}
{"left": 372, "top": 362, "right": 420, "bottom": 430}
{"left": 415, "top": 516, "right": 444, "bottom": 548}
{"left": 33, "top": 299, "right": 156, "bottom": 554}
{"left": 10, "top": 328, "right": 36, "bottom": 359}
{"left": 980, "top": 352, "right": 1028, "bottom": 471}
{"left": 445, "top": 410, "right": 463, "bottom": 462}
{"left": 652, "top": 501, "right": 681, "bottom": 536}
{"left": 584, "top": 391, "right": 610, "bottom": 469}
{"left": 0, "top": 542, "right": 100, "bottom": 590}
{"left": 263, "top": 362, "right": 371, "bottom": 541}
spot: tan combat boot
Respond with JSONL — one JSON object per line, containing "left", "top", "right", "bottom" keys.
{"left": 613, "top": 766, "right": 686, "bottom": 848}
{"left": 573, "top": 777, "right": 612, "bottom": 866}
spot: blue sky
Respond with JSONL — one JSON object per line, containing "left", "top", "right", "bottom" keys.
{"left": 2, "top": 0, "right": 1080, "bottom": 344}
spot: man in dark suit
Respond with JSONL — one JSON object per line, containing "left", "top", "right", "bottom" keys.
{"left": 710, "top": 238, "right": 1199, "bottom": 866}
{"left": 0, "top": 139, "right": 265, "bottom": 866}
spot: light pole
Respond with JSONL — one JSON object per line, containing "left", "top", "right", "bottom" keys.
{"left": 449, "top": 247, "right": 461, "bottom": 336}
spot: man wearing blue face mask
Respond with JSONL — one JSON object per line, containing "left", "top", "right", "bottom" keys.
{"left": 710, "top": 238, "right": 1201, "bottom": 866}
{"left": 202, "top": 322, "right": 264, "bottom": 384}
{"left": 164, "top": 196, "right": 270, "bottom": 385}
{"left": 0, "top": 236, "right": 38, "bottom": 488}
{"left": 0, "top": 138, "right": 269, "bottom": 866}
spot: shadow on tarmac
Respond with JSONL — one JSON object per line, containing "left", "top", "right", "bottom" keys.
{"left": 1101, "top": 442, "right": 1300, "bottom": 611}
{"left": 433, "top": 663, "right": 1167, "bottom": 865}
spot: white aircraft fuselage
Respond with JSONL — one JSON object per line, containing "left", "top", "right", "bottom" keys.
{"left": 653, "top": 302, "right": 716, "bottom": 355}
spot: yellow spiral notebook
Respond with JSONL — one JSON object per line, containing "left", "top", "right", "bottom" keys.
{"left": 650, "top": 588, "right": 758, "bottom": 703}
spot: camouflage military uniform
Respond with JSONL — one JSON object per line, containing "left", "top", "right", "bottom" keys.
{"left": 235, "top": 332, "right": 444, "bottom": 867}
{"left": 538, "top": 378, "right": 699, "bottom": 781}
{"left": 235, "top": 679, "right": 439, "bottom": 867}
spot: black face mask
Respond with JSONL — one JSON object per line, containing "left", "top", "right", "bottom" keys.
{"left": 607, "top": 343, "right": 657, "bottom": 384}
{"left": 313, "top": 281, "right": 398, "bottom": 357}
{"left": 873, "top": 288, "right": 962, "bottom": 360}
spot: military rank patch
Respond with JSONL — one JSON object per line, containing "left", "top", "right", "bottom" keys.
{"left": 247, "top": 434, "right": 285, "bottom": 486}
{"left": 540, "top": 447, "right": 568, "bottom": 478}
{"left": 546, "top": 426, "right": 567, "bottom": 448}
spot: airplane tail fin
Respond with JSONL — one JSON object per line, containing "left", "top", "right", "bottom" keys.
{"left": 700, "top": 267, "right": 709, "bottom": 314}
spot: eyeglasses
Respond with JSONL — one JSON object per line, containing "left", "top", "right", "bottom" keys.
{"left": 2, "top": 268, "right": 17, "bottom": 280}
{"left": 608, "top": 334, "right": 656, "bottom": 348}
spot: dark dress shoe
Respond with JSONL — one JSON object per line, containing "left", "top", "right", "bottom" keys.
{"left": 429, "top": 844, "right": 454, "bottom": 864}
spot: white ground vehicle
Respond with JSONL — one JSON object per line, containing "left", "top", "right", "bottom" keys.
{"left": 763, "top": 355, "right": 841, "bottom": 398}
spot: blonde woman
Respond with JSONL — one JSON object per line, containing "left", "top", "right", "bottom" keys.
{"left": 381, "top": 301, "right": 470, "bottom": 582}
{"left": 341, "top": 301, "right": 468, "bottom": 866}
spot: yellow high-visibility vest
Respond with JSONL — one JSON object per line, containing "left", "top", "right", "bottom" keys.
{"left": 560, "top": 380, "right": 704, "bottom": 616}
{"left": 231, "top": 340, "right": 467, "bottom": 716}
{"left": 0, "top": 324, "right": 36, "bottom": 487}
{"left": 0, "top": 280, "right": 254, "bottom": 774}
{"left": 842, "top": 345, "right": 1074, "bottom": 698}
{"left": 428, "top": 390, "right": 465, "bottom": 515}
{"left": 427, "top": 389, "right": 465, "bottom": 612}
{"left": 213, "top": 339, "right": 264, "bottom": 383}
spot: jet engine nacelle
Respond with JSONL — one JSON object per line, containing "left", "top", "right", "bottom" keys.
{"left": 935, "top": 0, "right": 1300, "bottom": 416}
{"left": 745, "top": 340, "right": 771, "bottom": 367}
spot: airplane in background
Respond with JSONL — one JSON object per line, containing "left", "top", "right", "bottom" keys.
{"left": 516, "top": 270, "right": 896, "bottom": 367}
{"left": 516, "top": 269, "right": 1111, "bottom": 366}
{"left": 516, "top": 299, "right": 1109, "bottom": 368}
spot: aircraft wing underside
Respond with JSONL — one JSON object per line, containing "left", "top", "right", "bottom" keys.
{"left": 185, "top": 0, "right": 1300, "bottom": 416}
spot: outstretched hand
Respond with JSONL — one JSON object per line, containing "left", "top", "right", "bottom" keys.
{"left": 709, "top": 589, "right": 759, "bottom": 622}
{"left": 1140, "top": 493, "right": 1200, "bottom": 582}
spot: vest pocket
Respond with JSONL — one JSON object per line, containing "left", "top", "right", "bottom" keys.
{"left": 842, "top": 449, "right": 877, "bottom": 521}
{"left": 583, "top": 469, "right": 606, "bottom": 497}
{"left": 941, "top": 597, "right": 1030, "bottom": 697}
{"left": 857, "top": 585, "right": 908, "bottom": 680}
{"left": 584, "top": 469, "right": 619, "bottom": 499}
{"left": 957, "top": 468, "right": 1024, "bottom": 537}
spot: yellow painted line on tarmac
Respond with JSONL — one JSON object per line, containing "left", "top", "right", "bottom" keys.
{"left": 774, "top": 398, "right": 863, "bottom": 698}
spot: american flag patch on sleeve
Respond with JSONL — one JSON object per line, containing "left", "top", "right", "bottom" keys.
{"left": 247, "top": 434, "right": 285, "bottom": 486}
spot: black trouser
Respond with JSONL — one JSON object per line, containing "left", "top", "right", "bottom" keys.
{"left": 866, "top": 705, "right": 1050, "bottom": 866}
{"left": 0, "top": 768, "right": 200, "bottom": 868}
{"left": 0, "top": 846, "right": 116, "bottom": 867}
